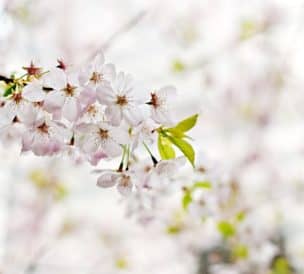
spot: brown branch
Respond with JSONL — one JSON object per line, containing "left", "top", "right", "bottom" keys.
{"left": 0, "top": 75, "right": 12, "bottom": 84}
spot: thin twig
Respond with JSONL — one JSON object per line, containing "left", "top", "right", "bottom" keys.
{"left": 87, "top": 10, "right": 147, "bottom": 61}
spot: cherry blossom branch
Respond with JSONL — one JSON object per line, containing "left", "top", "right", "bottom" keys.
{"left": 0, "top": 51, "right": 197, "bottom": 214}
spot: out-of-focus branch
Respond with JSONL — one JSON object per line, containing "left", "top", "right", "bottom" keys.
{"left": 87, "top": 10, "right": 147, "bottom": 61}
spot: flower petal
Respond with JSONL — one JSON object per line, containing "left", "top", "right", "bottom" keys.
{"left": 22, "top": 80, "right": 45, "bottom": 102}
{"left": 97, "top": 171, "right": 119, "bottom": 188}
{"left": 62, "top": 97, "right": 80, "bottom": 122}
{"left": 96, "top": 85, "right": 115, "bottom": 105}
{"left": 103, "top": 138, "right": 122, "bottom": 157}
{"left": 44, "top": 90, "right": 65, "bottom": 109}
{"left": 105, "top": 105, "right": 122, "bottom": 126}
{"left": 43, "top": 68, "right": 66, "bottom": 90}
{"left": 123, "top": 106, "right": 142, "bottom": 126}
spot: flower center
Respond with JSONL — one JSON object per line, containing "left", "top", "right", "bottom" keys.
{"left": 63, "top": 83, "right": 77, "bottom": 96}
{"left": 120, "top": 174, "right": 130, "bottom": 187}
{"left": 116, "top": 95, "right": 128, "bottom": 106}
{"left": 90, "top": 72, "right": 103, "bottom": 84}
{"left": 99, "top": 128, "right": 109, "bottom": 139}
{"left": 34, "top": 101, "right": 44, "bottom": 108}
{"left": 87, "top": 105, "right": 97, "bottom": 116}
{"left": 37, "top": 122, "right": 49, "bottom": 134}
{"left": 150, "top": 93, "right": 160, "bottom": 108}
{"left": 22, "top": 61, "right": 42, "bottom": 77}
{"left": 12, "top": 92, "right": 22, "bottom": 104}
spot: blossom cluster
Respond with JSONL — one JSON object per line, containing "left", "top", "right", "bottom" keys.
{"left": 0, "top": 52, "right": 196, "bottom": 198}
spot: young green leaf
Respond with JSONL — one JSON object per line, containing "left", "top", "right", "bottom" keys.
{"left": 166, "top": 127, "right": 186, "bottom": 138}
{"left": 170, "top": 114, "right": 198, "bottom": 133}
{"left": 167, "top": 135, "right": 195, "bottom": 167}
{"left": 193, "top": 181, "right": 212, "bottom": 189}
{"left": 158, "top": 134, "right": 176, "bottom": 160}
{"left": 182, "top": 191, "right": 192, "bottom": 210}
{"left": 217, "top": 221, "right": 236, "bottom": 239}
{"left": 232, "top": 244, "right": 248, "bottom": 259}
{"left": 3, "top": 84, "right": 15, "bottom": 97}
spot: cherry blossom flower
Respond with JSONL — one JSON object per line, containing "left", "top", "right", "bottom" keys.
{"left": 78, "top": 102, "right": 105, "bottom": 123}
{"left": 78, "top": 53, "right": 115, "bottom": 108}
{"left": 21, "top": 115, "right": 71, "bottom": 156}
{"left": 130, "top": 118, "right": 158, "bottom": 150}
{"left": 1, "top": 90, "right": 31, "bottom": 122}
{"left": 148, "top": 86, "right": 177, "bottom": 126}
{"left": 97, "top": 170, "right": 134, "bottom": 196}
{"left": 79, "top": 52, "right": 115, "bottom": 88}
{"left": 97, "top": 72, "right": 142, "bottom": 126}
{"left": 42, "top": 68, "right": 82, "bottom": 122}
{"left": 75, "top": 122, "right": 129, "bottom": 157}
{"left": 22, "top": 61, "right": 42, "bottom": 78}
{"left": 154, "top": 156, "right": 186, "bottom": 177}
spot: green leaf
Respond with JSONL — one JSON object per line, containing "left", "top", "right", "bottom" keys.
{"left": 232, "top": 244, "right": 248, "bottom": 259}
{"left": 235, "top": 211, "right": 246, "bottom": 222}
{"left": 193, "top": 181, "right": 212, "bottom": 189}
{"left": 170, "top": 114, "right": 198, "bottom": 133}
{"left": 158, "top": 134, "right": 176, "bottom": 160}
{"left": 182, "top": 191, "right": 192, "bottom": 210}
{"left": 3, "top": 84, "right": 15, "bottom": 97}
{"left": 166, "top": 128, "right": 186, "bottom": 138}
{"left": 272, "top": 257, "right": 291, "bottom": 274}
{"left": 217, "top": 221, "right": 236, "bottom": 239}
{"left": 166, "top": 225, "right": 182, "bottom": 234}
{"left": 167, "top": 135, "right": 195, "bottom": 167}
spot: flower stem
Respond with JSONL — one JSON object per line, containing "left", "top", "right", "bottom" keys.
{"left": 143, "top": 142, "right": 158, "bottom": 166}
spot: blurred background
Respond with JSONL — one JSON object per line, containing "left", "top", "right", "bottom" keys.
{"left": 1, "top": 0, "right": 304, "bottom": 273}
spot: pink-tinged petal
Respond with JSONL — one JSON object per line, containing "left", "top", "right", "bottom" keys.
{"left": 105, "top": 105, "right": 122, "bottom": 126}
{"left": 102, "top": 63, "right": 116, "bottom": 82}
{"left": 156, "top": 156, "right": 186, "bottom": 177}
{"left": 66, "top": 70, "right": 80, "bottom": 87}
{"left": 18, "top": 104, "right": 39, "bottom": 126}
{"left": 62, "top": 97, "right": 81, "bottom": 122}
{"left": 31, "top": 134, "right": 50, "bottom": 156}
{"left": 22, "top": 80, "right": 45, "bottom": 102}
{"left": 103, "top": 139, "right": 122, "bottom": 157}
{"left": 79, "top": 87, "right": 96, "bottom": 107}
{"left": 81, "top": 133, "right": 99, "bottom": 154}
{"left": 111, "top": 127, "right": 130, "bottom": 145}
{"left": 78, "top": 68, "right": 91, "bottom": 86}
{"left": 49, "top": 121, "right": 72, "bottom": 142}
{"left": 0, "top": 102, "right": 16, "bottom": 123}
{"left": 151, "top": 107, "right": 174, "bottom": 126}
{"left": 88, "top": 150, "right": 107, "bottom": 166}
{"left": 43, "top": 68, "right": 66, "bottom": 90}
{"left": 96, "top": 85, "right": 115, "bottom": 105}
{"left": 44, "top": 90, "right": 65, "bottom": 109}
{"left": 123, "top": 106, "right": 142, "bottom": 126}
{"left": 97, "top": 171, "right": 119, "bottom": 188}
{"left": 117, "top": 177, "right": 133, "bottom": 196}
{"left": 48, "top": 107, "right": 62, "bottom": 120}
{"left": 21, "top": 131, "right": 35, "bottom": 152}
{"left": 2, "top": 101, "right": 18, "bottom": 121}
